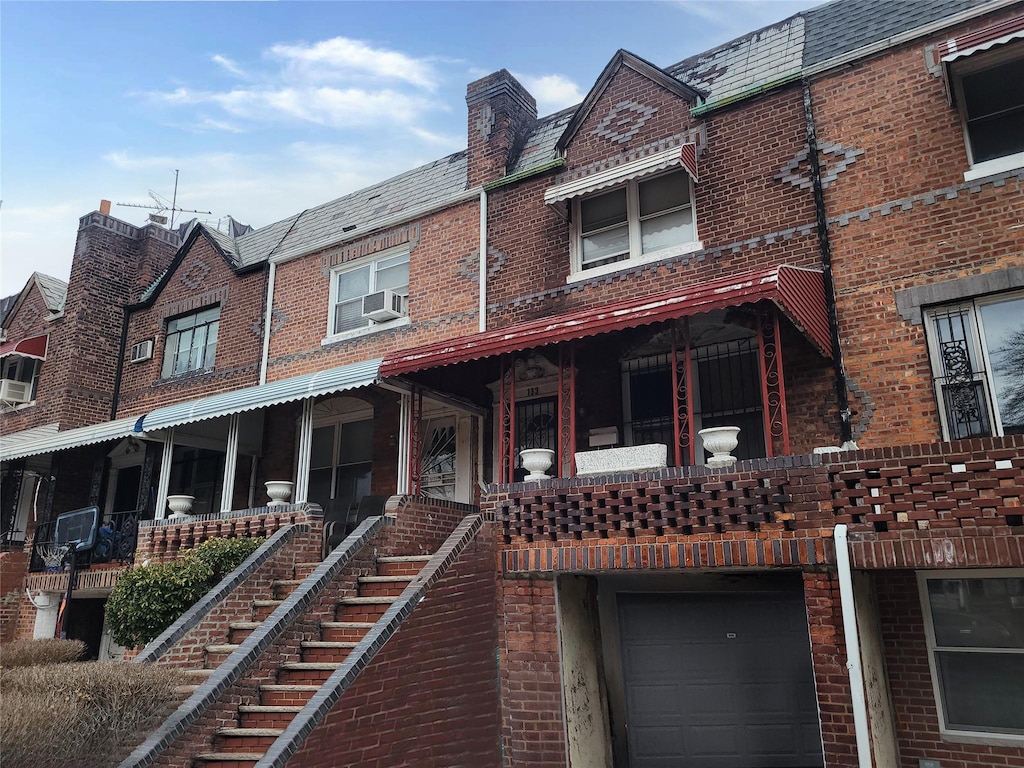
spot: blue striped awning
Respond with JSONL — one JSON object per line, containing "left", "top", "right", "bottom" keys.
{"left": 137, "top": 358, "right": 383, "bottom": 432}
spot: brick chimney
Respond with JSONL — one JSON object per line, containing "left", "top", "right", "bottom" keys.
{"left": 466, "top": 70, "right": 537, "bottom": 187}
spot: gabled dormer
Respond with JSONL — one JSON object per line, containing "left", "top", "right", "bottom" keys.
{"left": 546, "top": 50, "right": 705, "bottom": 281}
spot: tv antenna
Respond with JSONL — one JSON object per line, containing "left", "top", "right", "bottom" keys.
{"left": 116, "top": 170, "right": 211, "bottom": 229}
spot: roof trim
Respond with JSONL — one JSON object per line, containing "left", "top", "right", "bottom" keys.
{"left": 0, "top": 333, "right": 48, "bottom": 361}
{"left": 555, "top": 50, "right": 704, "bottom": 154}
{"left": 138, "top": 357, "right": 383, "bottom": 432}
{"left": 380, "top": 265, "right": 832, "bottom": 377}
{"left": 0, "top": 416, "right": 142, "bottom": 462}
{"left": 543, "top": 144, "right": 698, "bottom": 205}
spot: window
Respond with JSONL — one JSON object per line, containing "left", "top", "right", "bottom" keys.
{"left": 573, "top": 169, "right": 697, "bottom": 276}
{"left": 161, "top": 306, "right": 220, "bottom": 378}
{"left": 330, "top": 251, "right": 409, "bottom": 336}
{"left": 919, "top": 572, "right": 1024, "bottom": 740}
{"left": 308, "top": 418, "right": 373, "bottom": 522}
{"left": 951, "top": 45, "right": 1024, "bottom": 177}
{"left": 168, "top": 446, "right": 224, "bottom": 517}
{"left": 924, "top": 292, "right": 1024, "bottom": 439}
{"left": 1, "top": 355, "right": 41, "bottom": 402}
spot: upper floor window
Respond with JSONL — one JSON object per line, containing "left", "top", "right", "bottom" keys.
{"left": 572, "top": 169, "right": 698, "bottom": 277}
{"left": 951, "top": 44, "right": 1024, "bottom": 178}
{"left": 0, "top": 355, "right": 41, "bottom": 405}
{"left": 924, "top": 291, "right": 1024, "bottom": 439}
{"left": 161, "top": 305, "right": 220, "bottom": 379}
{"left": 919, "top": 571, "right": 1024, "bottom": 741}
{"left": 329, "top": 250, "right": 410, "bottom": 337}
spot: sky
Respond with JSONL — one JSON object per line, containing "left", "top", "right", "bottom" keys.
{"left": 0, "top": 0, "right": 820, "bottom": 297}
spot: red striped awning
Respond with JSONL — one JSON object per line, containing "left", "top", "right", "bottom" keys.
{"left": 0, "top": 334, "right": 48, "bottom": 360}
{"left": 381, "top": 265, "right": 832, "bottom": 377}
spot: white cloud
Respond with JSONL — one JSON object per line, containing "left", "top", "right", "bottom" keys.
{"left": 514, "top": 73, "right": 585, "bottom": 115}
{"left": 211, "top": 54, "right": 247, "bottom": 78}
{"left": 268, "top": 37, "right": 438, "bottom": 90}
{"left": 672, "top": 1, "right": 818, "bottom": 38}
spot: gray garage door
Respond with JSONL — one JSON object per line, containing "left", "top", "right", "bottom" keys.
{"left": 618, "top": 591, "right": 824, "bottom": 768}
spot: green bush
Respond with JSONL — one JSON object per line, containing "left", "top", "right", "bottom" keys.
{"left": 105, "top": 556, "right": 213, "bottom": 648}
{"left": 190, "top": 535, "right": 264, "bottom": 580}
{"left": 104, "top": 536, "right": 265, "bottom": 649}
{"left": 1, "top": 661, "right": 185, "bottom": 768}
{"left": 0, "top": 638, "right": 86, "bottom": 668}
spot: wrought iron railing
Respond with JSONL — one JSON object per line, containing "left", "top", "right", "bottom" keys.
{"left": 29, "top": 508, "right": 143, "bottom": 573}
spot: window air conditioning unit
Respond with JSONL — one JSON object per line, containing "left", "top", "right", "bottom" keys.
{"left": 130, "top": 339, "right": 154, "bottom": 363}
{"left": 0, "top": 379, "right": 31, "bottom": 405}
{"left": 361, "top": 289, "right": 406, "bottom": 322}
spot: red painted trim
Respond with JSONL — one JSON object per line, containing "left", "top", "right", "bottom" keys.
{"left": 774, "top": 310, "right": 790, "bottom": 454}
{"left": 381, "top": 265, "right": 832, "bottom": 377}
{"left": 0, "top": 334, "right": 48, "bottom": 360}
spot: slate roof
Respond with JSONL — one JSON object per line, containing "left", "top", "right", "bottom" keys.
{"left": 34, "top": 273, "right": 68, "bottom": 313}
{"left": 0, "top": 294, "right": 17, "bottom": 326}
{"left": 177, "top": 0, "right": 994, "bottom": 269}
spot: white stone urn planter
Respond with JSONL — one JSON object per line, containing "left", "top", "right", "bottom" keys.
{"left": 265, "top": 480, "right": 295, "bottom": 507}
{"left": 166, "top": 494, "right": 195, "bottom": 518}
{"left": 698, "top": 426, "right": 740, "bottom": 469}
{"left": 519, "top": 448, "right": 555, "bottom": 481}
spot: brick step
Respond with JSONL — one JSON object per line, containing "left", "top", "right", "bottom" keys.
{"left": 260, "top": 684, "right": 320, "bottom": 707}
{"left": 228, "top": 621, "right": 261, "bottom": 643}
{"left": 294, "top": 562, "right": 321, "bottom": 579}
{"left": 277, "top": 662, "right": 341, "bottom": 685}
{"left": 194, "top": 752, "right": 263, "bottom": 768}
{"left": 320, "top": 620, "right": 374, "bottom": 642}
{"left": 334, "top": 596, "right": 395, "bottom": 623}
{"left": 173, "top": 684, "right": 200, "bottom": 696}
{"left": 357, "top": 575, "right": 411, "bottom": 597}
{"left": 205, "top": 644, "right": 239, "bottom": 667}
{"left": 215, "top": 727, "right": 282, "bottom": 753}
{"left": 375, "top": 555, "right": 431, "bottom": 577}
{"left": 300, "top": 640, "right": 356, "bottom": 663}
{"left": 252, "top": 599, "right": 284, "bottom": 620}
{"left": 239, "top": 704, "right": 303, "bottom": 729}
{"left": 271, "top": 579, "right": 303, "bottom": 600}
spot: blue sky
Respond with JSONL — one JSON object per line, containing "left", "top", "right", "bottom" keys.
{"left": 0, "top": 0, "right": 819, "bottom": 296}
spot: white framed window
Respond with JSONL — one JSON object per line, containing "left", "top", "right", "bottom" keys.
{"left": 161, "top": 305, "right": 220, "bottom": 378}
{"left": 918, "top": 570, "right": 1024, "bottom": 742}
{"left": 305, "top": 397, "right": 374, "bottom": 526}
{"left": 570, "top": 169, "right": 700, "bottom": 280}
{"left": 327, "top": 249, "right": 410, "bottom": 340}
{"left": 950, "top": 43, "right": 1024, "bottom": 180}
{"left": 923, "top": 291, "right": 1024, "bottom": 440}
{"left": 1, "top": 354, "right": 42, "bottom": 403}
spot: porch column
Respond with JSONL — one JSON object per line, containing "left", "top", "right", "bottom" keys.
{"left": 757, "top": 303, "right": 790, "bottom": 456}
{"left": 219, "top": 413, "right": 240, "bottom": 513}
{"left": 294, "top": 399, "right": 314, "bottom": 503}
{"left": 498, "top": 354, "right": 515, "bottom": 484}
{"left": 406, "top": 387, "right": 423, "bottom": 495}
{"left": 154, "top": 429, "right": 174, "bottom": 519}
{"left": 557, "top": 345, "right": 576, "bottom": 476}
{"left": 397, "top": 392, "right": 411, "bottom": 494}
{"left": 671, "top": 318, "right": 695, "bottom": 466}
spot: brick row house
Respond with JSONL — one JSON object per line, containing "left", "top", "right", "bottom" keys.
{"left": 1, "top": 0, "right": 1022, "bottom": 766}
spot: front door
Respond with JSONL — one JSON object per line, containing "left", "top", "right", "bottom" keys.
{"left": 618, "top": 590, "right": 823, "bottom": 768}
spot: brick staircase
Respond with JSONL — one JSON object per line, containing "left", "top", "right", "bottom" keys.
{"left": 191, "top": 554, "right": 431, "bottom": 768}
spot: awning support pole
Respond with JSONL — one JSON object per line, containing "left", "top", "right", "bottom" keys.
{"left": 220, "top": 413, "right": 240, "bottom": 513}
{"left": 154, "top": 430, "right": 174, "bottom": 520}
{"left": 294, "top": 400, "right": 314, "bottom": 503}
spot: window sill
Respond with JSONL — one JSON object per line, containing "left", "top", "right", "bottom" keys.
{"left": 321, "top": 316, "right": 410, "bottom": 347}
{"left": 158, "top": 369, "right": 216, "bottom": 384}
{"left": 567, "top": 241, "right": 703, "bottom": 284}
{"left": 963, "top": 151, "right": 1024, "bottom": 182}
{"left": 1, "top": 400, "right": 36, "bottom": 412}
{"left": 940, "top": 730, "right": 1024, "bottom": 748}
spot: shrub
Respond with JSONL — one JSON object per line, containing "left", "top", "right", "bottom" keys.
{"left": 190, "top": 535, "right": 264, "bottom": 580}
{"left": 0, "top": 661, "right": 185, "bottom": 768}
{"left": 0, "top": 638, "right": 86, "bottom": 668}
{"left": 104, "top": 556, "right": 213, "bottom": 648}
{"left": 104, "top": 536, "right": 265, "bottom": 648}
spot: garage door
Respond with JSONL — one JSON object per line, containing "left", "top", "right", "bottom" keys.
{"left": 618, "top": 591, "right": 824, "bottom": 768}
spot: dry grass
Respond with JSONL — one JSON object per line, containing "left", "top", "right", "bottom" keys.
{"left": 0, "top": 661, "right": 187, "bottom": 768}
{"left": 0, "top": 638, "right": 86, "bottom": 668}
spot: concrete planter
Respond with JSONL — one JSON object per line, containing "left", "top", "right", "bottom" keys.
{"left": 574, "top": 444, "right": 668, "bottom": 476}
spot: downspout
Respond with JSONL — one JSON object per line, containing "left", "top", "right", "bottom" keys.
{"left": 111, "top": 307, "right": 131, "bottom": 420}
{"left": 479, "top": 188, "right": 487, "bottom": 332}
{"left": 834, "top": 523, "right": 872, "bottom": 768}
{"left": 802, "top": 78, "right": 854, "bottom": 445}
{"left": 259, "top": 261, "right": 276, "bottom": 385}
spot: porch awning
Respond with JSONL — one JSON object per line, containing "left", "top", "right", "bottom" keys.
{"left": 380, "top": 265, "right": 832, "bottom": 377}
{"left": 137, "top": 357, "right": 383, "bottom": 432}
{"left": 0, "top": 334, "right": 48, "bottom": 360}
{"left": 932, "top": 14, "right": 1024, "bottom": 103}
{"left": 543, "top": 144, "right": 698, "bottom": 205}
{"left": 0, "top": 417, "right": 141, "bottom": 462}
